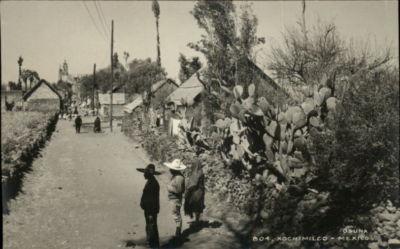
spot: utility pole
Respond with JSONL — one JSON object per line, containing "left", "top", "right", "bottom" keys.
{"left": 92, "top": 63, "right": 96, "bottom": 111}
{"left": 110, "top": 20, "right": 114, "bottom": 132}
{"left": 301, "top": 0, "right": 307, "bottom": 42}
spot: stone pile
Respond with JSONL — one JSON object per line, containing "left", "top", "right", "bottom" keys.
{"left": 368, "top": 200, "right": 400, "bottom": 249}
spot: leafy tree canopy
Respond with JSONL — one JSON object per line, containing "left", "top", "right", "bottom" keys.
{"left": 268, "top": 21, "right": 392, "bottom": 89}
{"left": 8, "top": 81, "right": 21, "bottom": 91}
{"left": 189, "top": 1, "right": 264, "bottom": 87}
{"left": 78, "top": 57, "right": 166, "bottom": 99}
{"left": 178, "top": 54, "right": 202, "bottom": 83}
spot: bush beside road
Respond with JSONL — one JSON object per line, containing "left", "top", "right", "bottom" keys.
{"left": 1, "top": 110, "right": 58, "bottom": 213}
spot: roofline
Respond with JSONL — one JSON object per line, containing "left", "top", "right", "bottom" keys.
{"left": 245, "top": 57, "right": 290, "bottom": 98}
{"left": 112, "top": 78, "right": 179, "bottom": 93}
{"left": 165, "top": 69, "right": 205, "bottom": 105}
{"left": 22, "top": 79, "right": 62, "bottom": 101}
{"left": 165, "top": 78, "right": 179, "bottom": 88}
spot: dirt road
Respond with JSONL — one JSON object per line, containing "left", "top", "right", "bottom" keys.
{"left": 3, "top": 119, "right": 243, "bottom": 249}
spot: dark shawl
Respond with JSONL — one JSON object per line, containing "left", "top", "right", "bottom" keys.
{"left": 75, "top": 116, "right": 82, "bottom": 126}
{"left": 184, "top": 159, "right": 205, "bottom": 217}
{"left": 140, "top": 176, "right": 160, "bottom": 214}
{"left": 94, "top": 117, "right": 101, "bottom": 132}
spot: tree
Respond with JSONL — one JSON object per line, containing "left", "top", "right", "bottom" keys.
{"left": 264, "top": 18, "right": 397, "bottom": 235}
{"left": 268, "top": 21, "right": 391, "bottom": 90}
{"left": 113, "top": 52, "right": 119, "bottom": 69}
{"left": 78, "top": 53, "right": 124, "bottom": 96}
{"left": 126, "top": 58, "right": 166, "bottom": 95}
{"left": 123, "top": 51, "right": 130, "bottom": 68}
{"left": 20, "top": 69, "right": 40, "bottom": 90}
{"left": 78, "top": 58, "right": 166, "bottom": 98}
{"left": 55, "top": 80, "right": 73, "bottom": 104}
{"left": 189, "top": 0, "right": 237, "bottom": 85}
{"left": 178, "top": 54, "right": 202, "bottom": 83}
{"left": 152, "top": 0, "right": 161, "bottom": 67}
{"left": 310, "top": 67, "right": 399, "bottom": 229}
{"left": 17, "top": 56, "right": 23, "bottom": 89}
{"left": 235, "top": 4, "right": 265, "bottom": 88}
{"left": 238, "top": 4, "right": 265, "bottom": 58}
{"left": 189, "top": 1, "right": 264, "bottom": 88}
{"left": 8, "top": 81, "right": 21, "bottom": 91}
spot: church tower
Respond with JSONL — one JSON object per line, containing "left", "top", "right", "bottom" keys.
{"left": 62, "top": 60, "right": 68, "bottom": 75}
{"left": 59, "top": 60, "right": 70, "bottom": 82}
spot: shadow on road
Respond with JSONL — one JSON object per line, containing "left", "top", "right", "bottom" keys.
{"left": 214, "top": 188, "right": 265, "bottom": 248}
{"left": 123, "top": 236, "right": 169, "bottom": 248}
{"left": 161, "top": 220, "right": 222, "bottom": 249}
{"left": 219, "top": 213, "right": 253, "bottom": 249}
{"left": 123, "top": 220, "right": 222, "bottom": 248}
{"left": 123, "top": 238, "right": 144, "bottom": 248}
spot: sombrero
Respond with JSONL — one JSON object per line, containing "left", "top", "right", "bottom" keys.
{"left": 136, "top": 164, "right": 161, "bottom": 175}
{"left": 163, "top": 159, "right": 187, "bottom": 171}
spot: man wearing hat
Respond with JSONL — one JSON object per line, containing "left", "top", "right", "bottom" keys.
{"left": 74, "top": 115, "right": 82, "bottom": 134}
{"left": 164, "top": 159, "right": 186, "bottom": 239}
{"left": 137, "top": 164, "right": 161, "bottom": 248}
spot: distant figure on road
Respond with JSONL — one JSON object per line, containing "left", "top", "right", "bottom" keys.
{"left": 137, "top": 164, "right": 161, "bottom": 249}
{"left": 74, "top": 115, "right": 82, "bottom": 133}
{"left": 93, "top": 116, "right": 101, "bottom": 133}
{"left": 184, "top": 149, "right": 206, "bottom": 226}
{"left": 156, "top": 113, "right": 161, "bottom": 127}
{"left": 164, "top": 159, "right": 186, "bottom": 240}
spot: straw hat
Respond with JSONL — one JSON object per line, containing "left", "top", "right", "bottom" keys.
{"left": 163, "top": 159, "right": 187, "bottom": 171}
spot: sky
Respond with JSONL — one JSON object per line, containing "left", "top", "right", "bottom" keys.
{"left": 1, "top": 0, "right": 398, "bottom": 85}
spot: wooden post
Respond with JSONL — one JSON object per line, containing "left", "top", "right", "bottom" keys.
{"left": 110, "top": 20, "right": 114, "bottom": 131}
{"left": 235, "top": 61, "right": 238, "bottom": 86}
{"left": 301, "top": 0, "right": 307, "bottom": 42}
{"left": 92, "top": 63, "right": 96, "bottom": 111}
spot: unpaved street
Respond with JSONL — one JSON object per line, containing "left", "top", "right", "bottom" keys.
{"left": 3, "top": 120, "right": 242, "bottom": 249}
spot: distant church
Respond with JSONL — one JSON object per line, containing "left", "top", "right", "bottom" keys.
{"left": 58, "top": 60, "right": 78, "bottom": 96}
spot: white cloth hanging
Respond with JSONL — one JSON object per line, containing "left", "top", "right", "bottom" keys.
{"left": 169, "top": 118, "right": 181, "bottom": 136}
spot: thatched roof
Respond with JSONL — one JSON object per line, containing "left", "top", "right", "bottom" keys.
{"left": 246, "top": 58, "right": 290, "bottom": 98}
{"left": 124, "top": 94, "right": 143, "bottom": 113}
{"left": 166, "top": 70, "right": 204, "bottom": 106}
{"left": 122, "top": 79, "right": 179, "bottom": 113}
{"left": 112, "top": 78, "right": 178, "bottom": 93}
{"left": 151, "top": 78, "right": 179, "bottom": 92}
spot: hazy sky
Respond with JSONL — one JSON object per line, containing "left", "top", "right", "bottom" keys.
{"left": 1, "top": 1, "right": 398, "bottom": 84}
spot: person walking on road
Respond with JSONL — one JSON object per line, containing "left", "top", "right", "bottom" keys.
{"left": 184, "top": 149, "right": 206, "bottom": 226}
{"left": 93, "top": 116, "right": 101, "bottom": 133}
{"left": 164, "top": 159, "right": 186, "bottom": 240}
{"left": 74, "top": 115, "right": 82, "bottom": 134}
{"left": 137, "top": 164, "right": 161, "bottom": 249}
{"left": 156, "top": 113, "right": 161, "bottom": 127}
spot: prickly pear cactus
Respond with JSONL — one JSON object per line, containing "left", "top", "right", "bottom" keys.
{"left": 216, "top": 82, "right": 338, "bottom": 190}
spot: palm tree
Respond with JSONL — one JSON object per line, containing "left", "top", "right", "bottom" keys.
{"left": 21, "top": 69, "right": 40, "bottom": 90}
{"left": 17, "top": 56, "right": 23, "bottom": 90}
{"left": 123, "top": 52, "right": 130, "bottom": 93}
{"left": 29, "top": 75, "right": 34, "bottom": 89}
{"left": 123, "top": 51, "right": 130, "bottom": 68}
{"left": 152, "top": 0, "right": 161, "bottom": 67}
{"left": 21, "top": 70, "right": 30, "bottom": 91}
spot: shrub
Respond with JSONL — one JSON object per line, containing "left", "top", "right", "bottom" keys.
{"left": 311, "top": 70, "right": 399, "bottom": 218}
{"left": 1, "top": 110, "right": 58, "bottom": 176}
